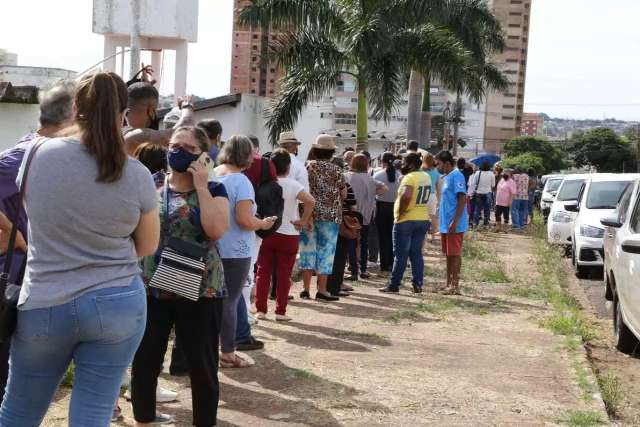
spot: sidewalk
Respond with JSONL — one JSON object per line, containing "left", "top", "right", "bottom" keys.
{"left": 43, "top": 232, "right": 605, "bottom": 426}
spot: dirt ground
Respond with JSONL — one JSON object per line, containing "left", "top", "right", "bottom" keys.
{"left": 42, "top": 232, "right": 606, "bottom": 426}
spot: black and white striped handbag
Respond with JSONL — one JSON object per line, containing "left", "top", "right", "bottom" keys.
{"left": 149, "top": 180, "right": 207, "bottom": 301}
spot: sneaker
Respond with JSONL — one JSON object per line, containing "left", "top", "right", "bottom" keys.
{"left": 256, "top": 312, "right": 267, "bottom": 320}
{"left": 341, "top": 284, "right": 354, "bottom": 292}
{"left": 299, "top": 290, "right": 311, "bottom": 299}
{"left": 150, "top": 412, "right": 175, "bottom": 425}
{"left": 248, "top": 313, "right": 258, "bottom": 326}
{"left": 360, "top": 272, "right": 371, "bottom": 279}
{"left": 412, "top": 284, "right": 423, "bottom": 294}
{"left": 156, "top": 386, "right": 178, "bottom": 403}
{"left": 344, "top": 275, "right": 358, "bottom": 282}
{"left": 379, "top": 286, "right": 400, "bottom": 294}
{"left": 367, "top": 261, "right": 378, "bottom": 269}
{"left": 111, "top": 405, "right": 123, "bottom": 422}
{"left": 275, "top": 314, "right": 292, "bottom": 322}
{"left": 235, "top": 336, "right": 265, "bottom": 351}
{"left": 315, "top": 292, "right": 339, "bottom": 301}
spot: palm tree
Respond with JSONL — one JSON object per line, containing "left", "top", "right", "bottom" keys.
{"left": 405, "top": 0, "right": 509, "bottom": 153}
{"left": 239, "top": 0, "right": 470, "bottom": 151}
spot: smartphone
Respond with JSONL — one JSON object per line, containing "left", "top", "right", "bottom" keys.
{"left": 197, "top": 152, "right": 214, "bottom": 174}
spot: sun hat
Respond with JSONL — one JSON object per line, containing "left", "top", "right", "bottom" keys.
{"left": 312, "top": 134, "right": 336, "bottom": 150}
{"left": 277, "top": 131, "right": 301, "bottom": 146}
{"left": 163, "top": 106, "right": 181, "bottom": 129}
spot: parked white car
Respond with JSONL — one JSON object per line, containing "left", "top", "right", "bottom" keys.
{"left": 547, "top": 174, "right": 590, "bottom": 247}
{"left": 569, "top": 174, "right": 639, "bottom": 277}
{"left": 540, "top": 175, "right": 564, "bottom": 223}
{"left": 601, "top": 178, "right": 640, "bottom": 354}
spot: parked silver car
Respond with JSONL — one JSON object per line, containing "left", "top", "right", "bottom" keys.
{"left": 601, "top": 178, "right": 640, "bottom": 353}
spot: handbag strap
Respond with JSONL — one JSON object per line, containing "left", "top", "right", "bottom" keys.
{"left": 161, "top": 174, "right": 171, "bottom": 246}
{"left": 1, "top": 138, "right": 46, "bottom": 286}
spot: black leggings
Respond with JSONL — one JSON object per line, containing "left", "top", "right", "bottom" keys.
{"left": 131, "top": 296, "right": 223, "bottom": 426}
{"left": 376, "top": 201, "right": 395, "bottom": 271}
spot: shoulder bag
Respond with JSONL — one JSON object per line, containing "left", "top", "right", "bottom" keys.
{"left": 149, "top": 179, "right": 208, "bottom": 301}
{"left": 0, "top": 138, "right": 46, "bottom": 343}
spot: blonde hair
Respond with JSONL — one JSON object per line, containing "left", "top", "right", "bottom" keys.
{"left": 217, "top": 135, "right": 254, "bottom": 169}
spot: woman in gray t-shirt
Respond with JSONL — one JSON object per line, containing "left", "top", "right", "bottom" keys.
{"left": 0, "top": 72, "right": 160, "bottom": 427}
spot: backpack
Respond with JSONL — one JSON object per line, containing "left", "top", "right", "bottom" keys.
{"left": 255, "top": 157, "right": 284, "bottom": 239}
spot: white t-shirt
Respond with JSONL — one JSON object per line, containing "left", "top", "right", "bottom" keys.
{"left": 468, "top": 170, "right": 495, "bottom": 195}
{"left": 288, "top": 155, "right": 309, "bottom": 191}
{"left": 276, "top": 177, "right": 305, "bottom": 235}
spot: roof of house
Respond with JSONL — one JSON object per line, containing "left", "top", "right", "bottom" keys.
{"left": 157, "top": 93, "right": 242, "bottom": 118}
{"left": 0, "top": 82, "right": 39, "bottom": 104}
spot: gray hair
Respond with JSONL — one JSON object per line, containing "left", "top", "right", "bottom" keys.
{"left": 217, "top": 135, "right": 254, "bottom": 169}
{"left": 39, "top": 80, "right": 76, "bottom": 126}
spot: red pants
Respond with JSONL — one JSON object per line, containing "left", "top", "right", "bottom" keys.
{"left": 255, "top": 233, "right": 300, "bottom": 315}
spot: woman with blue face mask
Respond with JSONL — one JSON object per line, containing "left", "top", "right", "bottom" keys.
{"left": 130, "top": 126, "right": 230, "bottom": 427}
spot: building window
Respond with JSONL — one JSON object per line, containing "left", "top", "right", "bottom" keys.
{"left": 270, "top": 68, "right": 276, "bottom": 73}
{"left": 502, "top": 116, "right": 515, "bottom": 120}
{"left": 251, "top": 90, "right": 256, "bottom": 94}
{"left": 503, "top": 105, "right": 515, "bottom": 109}
{"left": 252, "top": 57, "right": 257, "bottom": 62}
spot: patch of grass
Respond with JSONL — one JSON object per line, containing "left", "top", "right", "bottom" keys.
{"left": 383, "top": 309, "right": 423, "bottom": 324}
{"left": 334, "top": 330, "right": 388, "bottom": 340}
{"left": 559, "top": 410, "right": 605, "bottom": 426}
{"left": 61, "top": 364, "right": 75, "bottom": 388}
{"left": 596, "top": 372, "right": 624, "bottom": 417}
{"left": 287, "top": 367, "right": 319, "bottom": 380}
{"left": 541, "top": 312, "right": 598, "bottom": 342}
{"left": 508, "top": 285, "right": 548, "bottom": 299}
{"left": 571, "top": 358, "right": 597, "bottom": 402}
{"left": 461, "top": 233, "right": 493, "bottom": 262}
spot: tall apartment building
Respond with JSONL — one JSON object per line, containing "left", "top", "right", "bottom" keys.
{"left": 230, "top": 0, "right": 283, "bottom": 97}
{"left": 483, "top": 0, "right": 532, "bottom": 153}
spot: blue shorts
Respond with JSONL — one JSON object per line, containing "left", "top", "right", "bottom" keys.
{"left": 299, "top": 221, "right": 339, "bottom": 275}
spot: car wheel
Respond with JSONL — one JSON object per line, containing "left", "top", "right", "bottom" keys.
{"left": 614, "top": 294, "right": 639, "bottom": 354}
{"left": 605, "top": 272, "right": 613, "bottom": 301}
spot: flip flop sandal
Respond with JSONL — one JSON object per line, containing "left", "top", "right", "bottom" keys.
{"left": 220, "top": 353, "right": 254, "bottom": 369}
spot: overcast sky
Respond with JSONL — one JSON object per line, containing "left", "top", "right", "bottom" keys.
{"left": 2, "top": 0, "right": 639, "bottom": 120}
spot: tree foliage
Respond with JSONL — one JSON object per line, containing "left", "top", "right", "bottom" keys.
{"left": 572, "top": 128, "right": 633, "bottom": 173}
{"left": 502, "top": 136, "right": 566, "bottom": 174}
{"left": 500, "top": 153, "right": 545, "bottom": 174}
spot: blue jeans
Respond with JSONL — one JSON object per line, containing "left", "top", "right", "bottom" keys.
{"left": 512, "top": 199, "right": 528, "bottom": 229}
{"left": 235, "top": 295, "right": 251, "bottom": 343}
{"left": 390, "top": 221, "right": 430, "bottom": 289}
{"left": 473, "top": 193, "right": 492, "bottom": 226}
{"left": 0, "top": 276, "right": 146, "bottom": 427}
{"left": 528, "top": 190, "right": 535, "bottom": 216}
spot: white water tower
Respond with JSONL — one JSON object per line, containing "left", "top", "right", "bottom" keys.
{"left": 92, "top": 0, "right": 199, "bottom": 98}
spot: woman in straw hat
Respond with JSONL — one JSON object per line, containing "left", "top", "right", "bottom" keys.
{"left": 299, "top": 135, "right": 346, "bottom": 301}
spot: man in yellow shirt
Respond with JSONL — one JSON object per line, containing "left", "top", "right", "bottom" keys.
{"left": 380, "top": 153, "right": 432, "bottom": 294}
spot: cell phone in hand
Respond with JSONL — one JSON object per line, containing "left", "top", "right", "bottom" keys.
{"left": 197, "top": 152, "right": 214, "bottom": 174}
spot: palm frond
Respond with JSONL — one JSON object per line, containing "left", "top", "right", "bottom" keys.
{"left": 265, "top": 66, "right": 341, "bottom": 144}
{"left": 238, "top": 0, "right": 344, "bottom": 33}
{"left": 362, "top": 53, "right": 405, "bottom": 122}
{"left": 267, "top": 29, "right": 346, "bottom": 72}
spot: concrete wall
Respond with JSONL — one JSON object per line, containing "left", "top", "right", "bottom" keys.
{"left": 0, "top": 104, "right": 39, "bottom": 151}
{"left": 93, "top": 0, "right": 199, "bottom": 42}
{"left": 0, "top": 66, "right": 76, "bottom": 89}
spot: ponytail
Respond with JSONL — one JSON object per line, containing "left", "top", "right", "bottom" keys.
{"left": 75, "top": 72, "right": 128, "bottom": 182}
{"left": 381, "top": 152, "right": 396, "bottom": 183}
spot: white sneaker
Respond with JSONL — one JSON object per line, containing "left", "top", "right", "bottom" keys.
{"left": 256, "top": 312, "right": 267, "bottom": 320}
{"left": 150, "top": 412, "right": 175, "bottom": 425}
{"left": 156, "top": 386, "right": 178, "bottom": 403}
{"left": 248, "top": 313, "right": 258, "bottom": 325}
{"left": 124, "top": 386, "right": 178, "bottom": 403}
{"left": 276, "top": 314, "right": 292, "bottom": 322}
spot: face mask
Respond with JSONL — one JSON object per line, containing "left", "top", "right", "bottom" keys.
{"left": 168, "top": 148, "right": 199, "bottom": 173}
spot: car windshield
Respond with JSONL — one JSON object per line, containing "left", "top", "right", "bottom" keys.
{"left": 547, "top": 179, "right": 563, "bottom": 192}
{"left": 557, "top": 179, "right": 585, "bottom": 201}
{"left": 586, "top": 181, "right": 631, "bottom": 209}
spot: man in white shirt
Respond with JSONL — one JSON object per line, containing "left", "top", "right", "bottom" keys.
{"left": 467, "top": 162, "right": 496, "bottom": 227}
{"left": 277, "top": 131, "right": 309, "bottom": 191}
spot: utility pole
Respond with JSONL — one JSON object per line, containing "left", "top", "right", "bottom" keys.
{"left": 452, "top": 92, "right": 463, "bottom": 157}
{"left": 129, "top": 0, "right": 142, "bottom": 80}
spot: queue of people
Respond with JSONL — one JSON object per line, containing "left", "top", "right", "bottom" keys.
{"left": 0, "top": 75, "right": 477, "bottom": 426}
